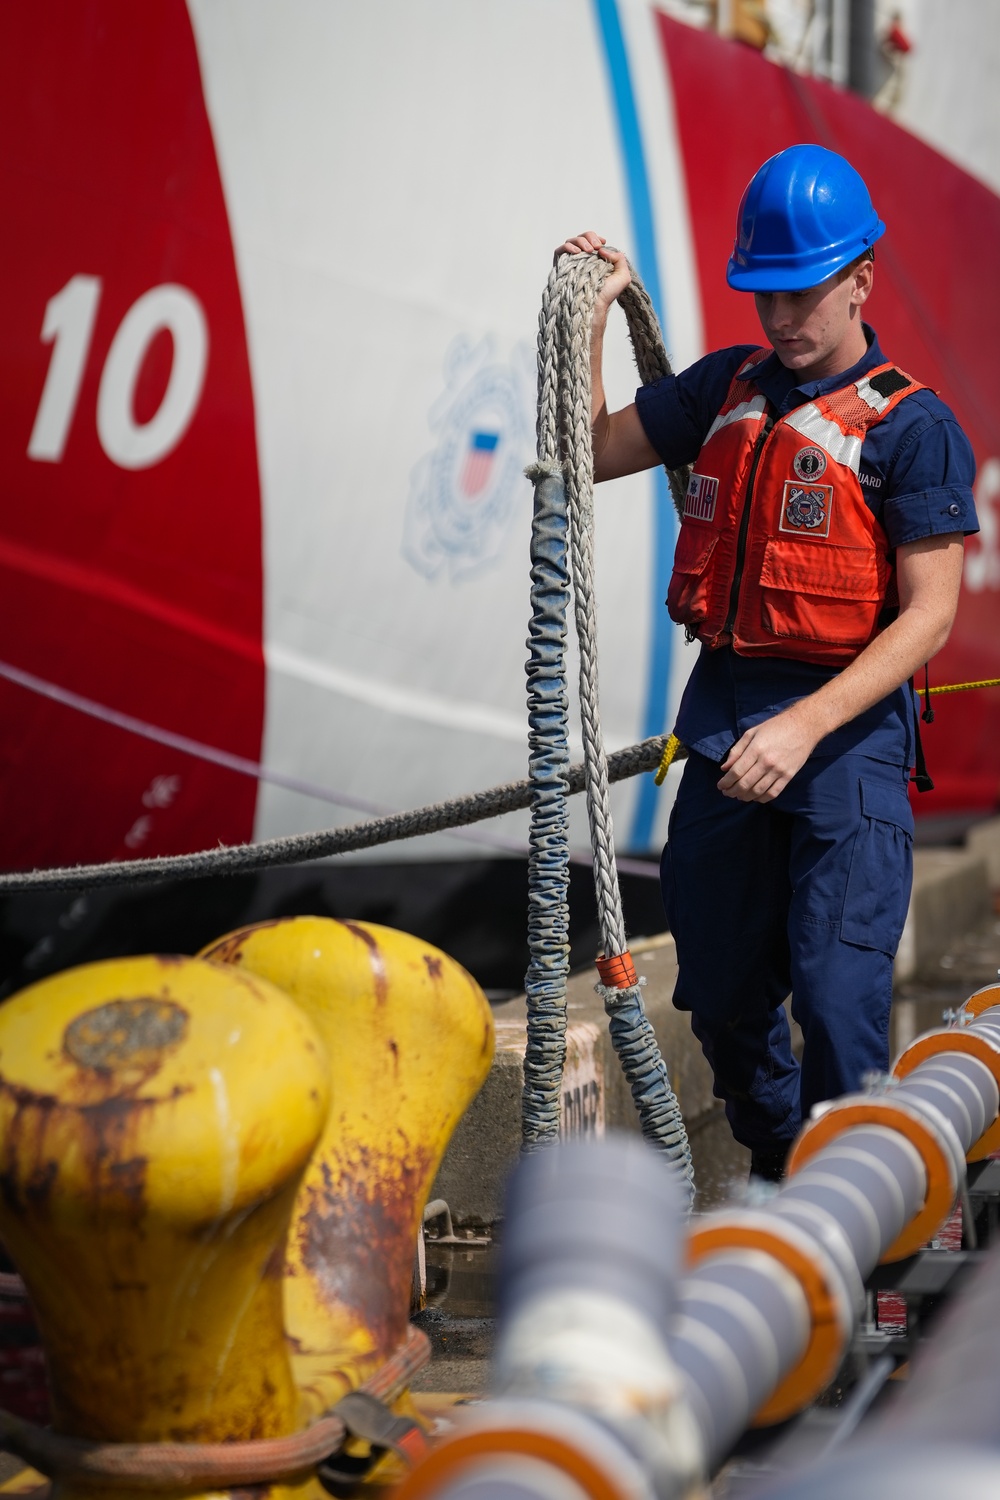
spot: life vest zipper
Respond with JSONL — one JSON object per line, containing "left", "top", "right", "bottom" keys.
{"left": 722, "top": 411, "right": 776, "bottom": 640}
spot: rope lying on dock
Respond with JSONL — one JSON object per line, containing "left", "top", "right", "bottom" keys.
{"left": 0, "top": 1325, "right": 429, "bottom": 1488}
{"left": 0, "top": 735, "right": 684, "bottom": 893}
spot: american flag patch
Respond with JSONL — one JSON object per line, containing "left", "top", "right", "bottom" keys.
{"left": 684, "top": 472, "right": 719, "bottom": 523}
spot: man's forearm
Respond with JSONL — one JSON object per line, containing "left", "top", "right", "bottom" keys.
{"left": 590, "top": 303, "right": 611, "bottom": 473}
{"left": 787, "top": 535, "right": 965, "bottom": 744}
{"left": 590, "top": 311, "right": 662, "bottom": 481}
{"left": 786, "top": 596, "right": 956, "bottom": 746}
{"left": 717, "top": 534, "right": 965, "bottom": 802}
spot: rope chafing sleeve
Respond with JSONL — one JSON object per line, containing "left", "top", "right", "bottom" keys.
{"left": 521, "top": 462, "right": 572, "bottom": 1150}
{"left": 525, "top": 249, "right": 693, "bottom": 1199}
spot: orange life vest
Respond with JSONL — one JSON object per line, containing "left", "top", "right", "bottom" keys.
{"left": 666, "top": 352, "right": 925, "bottom": 666}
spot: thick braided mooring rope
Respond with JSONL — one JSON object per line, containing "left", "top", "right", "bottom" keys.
{"left": 0, "top": 737, "right": 681, "bottom": 894}
{"left": 522, "top": 249, "right": 694, "bottom": 1199}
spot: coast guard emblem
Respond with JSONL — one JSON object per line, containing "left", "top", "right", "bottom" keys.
{"left": 404, "top": 337, "right": 532, "bottom": 582}
{"left": 780, "top": 481, "right": 833, "bottom": 537}
{"left": 792, "top": 446, "right": 827, "bottom": 481}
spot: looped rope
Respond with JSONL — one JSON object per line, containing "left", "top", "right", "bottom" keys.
{"left": 523, "top": 250, "right": 694, "bottom": 1200}
{"left": 0, "top": 1324, "right": 429, "bottom": 1489}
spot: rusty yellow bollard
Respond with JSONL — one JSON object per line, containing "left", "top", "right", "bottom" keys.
{"left": 200, "top": 917, "right": 495, "bottom": 1415}
{"left": 0, "top": 955, "right": 331, "bottom": 1500}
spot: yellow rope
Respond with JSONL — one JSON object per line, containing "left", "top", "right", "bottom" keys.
{"left": 653, "top": 732, "right": 682, "bottom": 786}
{"left": 927, "top": 677, "right": 1000, "bottom": 696}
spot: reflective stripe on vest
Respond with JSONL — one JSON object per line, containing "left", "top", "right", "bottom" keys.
{"left": 667, "top": 357, "right": 925, "bottom": 666}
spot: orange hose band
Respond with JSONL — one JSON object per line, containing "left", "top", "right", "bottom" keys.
{"left": 894, "top": 1027, "right": 1000, "bottom": 1162}
{"left": 595, "top": 951, "right": 638, "bottom": 989}
{"left": 960, "top": 984, "right": 1000, "bottom": 1021}
{"left": 392, "top": 1425, "right": 630, "bottom": 1500}
{"left": 686, "top": 1214, "right": 851, "bottom": 1425}
{"left": 786, "top": 1096, "right": 957, "bottom": 1262}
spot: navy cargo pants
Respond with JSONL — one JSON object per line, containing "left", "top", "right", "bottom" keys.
{"left": 660, "top": 749, "right": 914, "bottom": 1151}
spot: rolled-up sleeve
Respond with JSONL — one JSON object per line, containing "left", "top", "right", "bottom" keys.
{"left": 882, "top": 402, "right": 979, "bottom": 549}
{"left": 634, "top": 345, "right": 759, "bottom": 469}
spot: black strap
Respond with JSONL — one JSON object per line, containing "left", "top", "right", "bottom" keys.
{"left": 319, "top": 1390, "right": 428, "bottom": 1494}
{"left": 868, "top": 366, "right": 913, "bottom": 399}
{"left": 921, "top": 662, "right": 935, "bottom": 724}
{"left": 909, "top": 671, "right": 934, "bottom": 793}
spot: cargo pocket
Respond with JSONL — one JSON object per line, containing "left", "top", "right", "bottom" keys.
{"left": 759, "top": 539, "right": 882, "bottom": 648}
{"left": 666, "top": 527, "right": 720, "bottom": 627}
{"left": 841, "top": 777, "right": 914, "bottom": 954}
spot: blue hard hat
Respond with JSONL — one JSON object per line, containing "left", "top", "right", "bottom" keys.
{"left": 726, "top": 144, "right": 886, "bottom": 292}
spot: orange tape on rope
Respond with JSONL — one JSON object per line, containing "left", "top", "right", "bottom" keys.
{"left": 595, "top": 951, "right": 638, "bottom": 989}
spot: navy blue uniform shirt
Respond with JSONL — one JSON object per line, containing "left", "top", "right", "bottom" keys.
{"left": 635, "top": 326, "right": 979, "bottom": 768}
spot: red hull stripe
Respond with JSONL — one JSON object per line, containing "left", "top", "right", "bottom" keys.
{"left": 0, "top": 534, "right": 260, "bottom": 669}
{"left": 0, "top": 0, "right": 265, "bottom": 869}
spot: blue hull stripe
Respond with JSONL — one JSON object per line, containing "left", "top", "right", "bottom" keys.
{"left": 591, "top": 0, "right": 676, "bottom": 852}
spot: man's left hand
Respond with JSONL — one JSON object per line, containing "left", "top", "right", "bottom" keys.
{"left": 717, "top": 707, "right": 819, "bottom": 803}
{"left": 714, "top": 536, "right": 965, "bottom": 804}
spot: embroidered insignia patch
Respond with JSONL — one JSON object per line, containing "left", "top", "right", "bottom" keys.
{"left": 684, "top": 472, "right": 719, "bottom": 522}
{"left": 779, "top": 481, "right": 833, "bottom": 537}
{"left": 792, "top": 446, "right": 827, "bottom": 481}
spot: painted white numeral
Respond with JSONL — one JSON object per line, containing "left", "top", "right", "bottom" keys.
{"left": 27, "top": 275, "right": 103, "bottom": 462}
{"left": 97, "top": 285, "right": 208, "bottom": 470}
{"left": 28, "top": 279, "right": 208, "bottom": 471}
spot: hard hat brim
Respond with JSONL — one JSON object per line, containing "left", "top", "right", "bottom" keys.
{"left": 727, "top": 220, "right": 886, "bottom": 293}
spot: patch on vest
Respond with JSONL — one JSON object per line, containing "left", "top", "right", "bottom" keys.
{"left": 868, "top": 367, "right": 910, "bottom": 399}
{"left": 684, "top": 472, "right": 719, "bottom": 522}
{"left": 792, "top": 446, "right": 827, "bottom": 481}
{"left": 779, "top": 481, "right": 833, "bottom": 537}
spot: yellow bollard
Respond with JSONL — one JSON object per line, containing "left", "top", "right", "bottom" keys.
{"left": 200, "top": 917, "right": 495, "bottom": 1416}
{"left": 0, "top": 955, "right": 331, "bottom": 1500}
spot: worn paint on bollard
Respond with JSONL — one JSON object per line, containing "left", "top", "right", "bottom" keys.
{"left": 0, "top": 955, "right": 331, "bottom": 1500}
{"left": 201, "top": 917, "right": 495, "bottom": 1416}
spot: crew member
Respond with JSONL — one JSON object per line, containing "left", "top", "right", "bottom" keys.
{"left": 558, "top": 144, "right": 978, "bottom": 1179}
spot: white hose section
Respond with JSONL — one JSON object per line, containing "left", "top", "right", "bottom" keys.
{"left": 677, "top": 1274, "right": 787, "bottom": 1395}
{"left": 810, "top": 1134, "right": 925, "bottom": 1228}
{"left": 492, "top": 1289, "right": 704, "bottom": 1492}
{"left": 443, "top": 1402, "right": 657, "bottom": 1500}
{"left": 782, "top": 1168, "right": 886, "bottom": 1273}
{"left": 889, "top": 1090, "right": 967, "bottom": 1191}
{"left": 904, "top": 1058, "right": 998, "bottom": 1146}
{"left": 668, "top": 1313, "right": 753, "bottom": 1415}
{"left": 770, "top": 1198, "right": 867, "bottom": 1319}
